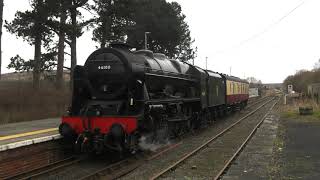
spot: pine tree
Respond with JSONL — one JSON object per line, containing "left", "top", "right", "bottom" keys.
{"left": 5, "top": 0, "right": 54, "bottom": 89}
{"left": 126, "top": 0, "right": 197, "bottom": 60}
{"left": 91, "top": 0, "right": 196, "bottom": 61}
{"left": 45, "top": 0, "right": 90, "bottom": 88}
{"left": 67, "top": 0, "right": 90, "bottom": 86}
{"left": 91, "top": 0, "right": 135, "bottom": 47}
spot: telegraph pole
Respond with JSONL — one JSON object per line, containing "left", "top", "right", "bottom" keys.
{"left": 205, "top": 56, "right": 208, "bottom": 70}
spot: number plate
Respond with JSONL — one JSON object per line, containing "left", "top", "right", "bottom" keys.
{"left": 98, "top": 65, "right": 111, "bottom": 70}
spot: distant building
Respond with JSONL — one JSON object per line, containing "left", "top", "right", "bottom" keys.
{"left": 308, "top": 83, "right": 320, "bottom": 100}
{"left": 249, "top": 88, "right": 259, "bottom": 98}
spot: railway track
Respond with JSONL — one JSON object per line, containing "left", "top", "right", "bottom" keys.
{"left": 247, "top": 95, "right": 269, "bottom": 108}
{"left": 4, "top": 156, "right": 81, "bottom": 180}
{"left": 79, "top": 142, "right": 183, "bottom": 180}
{"left": 213, "top": 98, "right": 279, "bottom": 180}
{"left": 148, "top": 96, "right": 279, "bottom": 179}
{"left": 5, "top": 97, "right": 275, "bottom": 180}
{"left": 80, "top": 96, "right": 275, "bottom": 180}
{"left": 4, "top": 142, "right": 182, "bottom": 180}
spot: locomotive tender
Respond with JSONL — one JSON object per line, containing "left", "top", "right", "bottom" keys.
{"left": 59, "top": 43, "right": 249, "bottom": 154}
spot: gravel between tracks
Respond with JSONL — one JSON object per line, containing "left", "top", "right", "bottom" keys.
{"left": 120, "top": 97, "right": 275, "bottom": 180}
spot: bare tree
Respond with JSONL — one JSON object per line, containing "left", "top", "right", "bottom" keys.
{"left": 313, "top": 59, "right": 320, "bottom": 71}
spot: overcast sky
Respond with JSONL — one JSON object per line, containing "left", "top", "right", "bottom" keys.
{"left": 2, "top": 0, "right": 319, "bottom": 83}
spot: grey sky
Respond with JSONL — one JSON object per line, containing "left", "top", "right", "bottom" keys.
{"left": 2, "top": 0, "right": 320, "bottom": 83}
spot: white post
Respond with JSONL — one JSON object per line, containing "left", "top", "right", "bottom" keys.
{"left": 284, "top": 94, "right": 287, "bottom": 105}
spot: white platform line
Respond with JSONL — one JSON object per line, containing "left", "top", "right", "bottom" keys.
{"left": 0, "top": 134, "right": 62, "bottom": 152}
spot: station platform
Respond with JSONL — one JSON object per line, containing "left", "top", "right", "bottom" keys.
{"left": 0, "top": 118, "right": 61, "bottom": 152}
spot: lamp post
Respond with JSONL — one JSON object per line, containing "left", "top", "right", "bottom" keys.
{"left": 205, "top": 56, "right": 208, "bottom": 70}
{"left": 144, "top": 32, "right": 150, "bottom": 49}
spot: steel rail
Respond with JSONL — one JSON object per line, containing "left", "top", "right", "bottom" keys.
{"left": 79, "top": 157, "right": 141, "bottom": 180}
{"left": 247, "top": 96, "right": 270, "bottom": 108}
{"left": 5, "top": 156, "right": 81, "bottom": 180}
{"left": 213, "top": 97, "right": 280, "bottom": 180}
{"left": 79, "top": 142, "right": 182, "bottom": 180}
{"left": 149, "top": 97, "right": 275, "bottom": 180}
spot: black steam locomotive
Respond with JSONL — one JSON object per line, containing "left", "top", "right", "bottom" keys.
{"left": 59, "top": 43, "right": 249, "bottom": 154}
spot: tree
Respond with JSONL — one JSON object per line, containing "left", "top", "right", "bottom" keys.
{"left": 5, "top": 0, "right": 55, "bottom": 89}
{"left": 45, "top": 0, "right": 90, "bottom": 88}
{"left": 313, "top": 59, "right": 320, "bottom": 71}
{"left": 126, "top": 0, "right": 196, "bottom": 60}
{"left": 67, "top": 0, "right": 89, "bottom": 84}
{"left": 7, "top": 55, "right": 28, "bottom": 72}
{"left": 246, "top": 77, "right": 262, "bottom": 84}
{"left": 55, "top": 0, "right": 68, "bottom": 89}
{"left": 91, "top": 0, "right": 134, "bottom": 48}
{"left": 0, "top": 0, "right": 3, "bottom": 79}
{"left": 283, "top": 68, "right": 320, "bottom": 93}
{"left": 170, "top": 2, "right": 197, "bottom": 61}
{"left": 90, "top": 0, "right": 196, "bottom": 60}
{"left": 8, "top": 53, "right": 57, "bottom": 73}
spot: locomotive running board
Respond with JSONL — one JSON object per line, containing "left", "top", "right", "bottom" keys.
{"left": 167, "top": 118, "right": 188, "bottom": 122}
{"left": 145, "top": 73, "right": 198, "bottom": 82}
{"left": 146, "top": 98, "right": 200, "bottom": 104}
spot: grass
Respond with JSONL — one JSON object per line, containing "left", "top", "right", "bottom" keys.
{"left": 0, "top": 80, "right": 71, "bottom": 124}
{"left": 281, "top": 111, "right": 298, "bottom": 118}
{"left": 313, "top": 111, "right": 320, "bottom": 119}
{"left": 280, "top": 97, "right": 320, "bottom": 120}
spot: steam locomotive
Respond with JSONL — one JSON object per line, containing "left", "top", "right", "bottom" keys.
{"left": 59, "top": 43, "right": 249, "bottom": 154}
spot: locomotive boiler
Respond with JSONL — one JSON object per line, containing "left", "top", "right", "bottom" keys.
{"left": 59, "top": 43, "right": 249, "bottom": 154}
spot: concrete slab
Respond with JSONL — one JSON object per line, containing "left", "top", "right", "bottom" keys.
{"left": 0, "top": 118, "right": 60, "bottom": 136}
{"left": 277, "top": 116, "right": 320, "bottom": 180}
{"left": 0, "top": 118, "right": 61, "bottom": 152}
